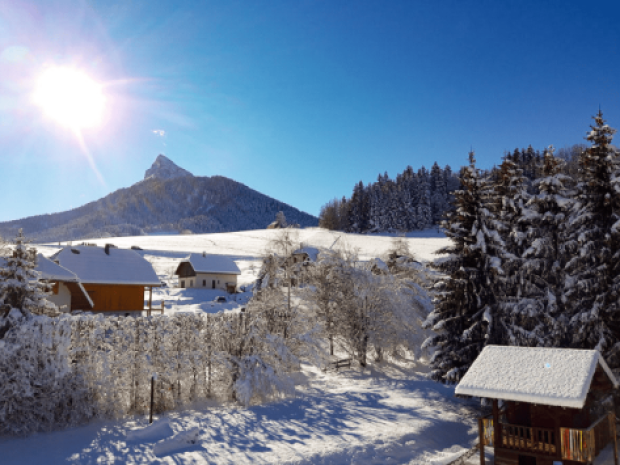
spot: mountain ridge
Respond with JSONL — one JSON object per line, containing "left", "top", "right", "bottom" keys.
{"left": 0, "top": 157, "right": 318, "bottom": 242}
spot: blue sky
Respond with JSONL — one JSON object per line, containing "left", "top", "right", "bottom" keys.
{"left": 1, "top": 0, "right": 619, "bottom": 222}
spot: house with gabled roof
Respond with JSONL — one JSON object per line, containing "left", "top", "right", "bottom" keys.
{"left": 50, "top": 244, "right": 160, "bottom": 315}
{"left": 36, "top": 254, "right": 93, "bottom": 312}
{"left": 174, "top": 252, "right": 240, "bottom": 292}
{"left": 456, "top": 345, "right": 619, "bottom": 465}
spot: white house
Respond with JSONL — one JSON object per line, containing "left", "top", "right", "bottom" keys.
{"left": 36, "top": 254, "right": 94, "bottom": 312}
{"left": 175, "top": 253, "right": 241, "bottom": 292}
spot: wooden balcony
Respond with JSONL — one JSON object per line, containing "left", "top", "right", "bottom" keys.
{"left": 479, "top": 412, "right": 618, "bottom": 464}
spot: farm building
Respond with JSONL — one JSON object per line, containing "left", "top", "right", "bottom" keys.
{"left": 175, "top": 253, "right": 240, "bottom": 292}
{"left": 50, "top": 245, "right": 161, "bottom": 315}
{"left": 36, "top": 254, "right": 93, "bottom": 312}
{"left": 291, "top": 246, "right": 319, "bottom": 264}
{"left": 456, "top": 345, "right": 619, "bottom": 465}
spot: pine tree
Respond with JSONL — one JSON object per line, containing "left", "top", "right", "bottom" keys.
{"left": 430, "top": 162, "right": 449, "bottom": 224}
{"left": 503, "top": 147, "right": 573, "bottom": 347}
{"left": 0, "top": 230, "right": 58, "bottom": 338}
{"left": 423, "top": 152, "right": 506, "bottom": 383}
{"left": 416, "top": 167, "right": 432, "bottom": 229}
{"left": 563, "top": 111, "right": 619, "bottom": 359}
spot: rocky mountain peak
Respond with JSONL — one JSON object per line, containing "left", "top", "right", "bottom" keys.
{"left": 144, "top": 154, "right": 193, "bottom": 181}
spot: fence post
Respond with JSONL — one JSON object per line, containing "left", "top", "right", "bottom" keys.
{"left": 207, "top": 314, "right": 212, "bottom": 398}
{"left": 478, "top": 417, "right": 485, "bottom": 465}
{"left": 149, "top": 373, "right": 156, "bottom": 424}
{"left": 612, "top": 411, "right": 618, "bottom": 465}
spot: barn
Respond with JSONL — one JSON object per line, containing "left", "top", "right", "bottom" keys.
{"left": 456, "top": 345, "right": 619, "bottom": 465}
{"left": 175, "top": 253, "right": 240, "bottom": 292}
{"left": 51, "top": 245, "right": 160, "bottom": 315}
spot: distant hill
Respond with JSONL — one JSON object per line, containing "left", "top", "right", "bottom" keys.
{"left": 0, "top": 156, "right": 318, "bottom": 242}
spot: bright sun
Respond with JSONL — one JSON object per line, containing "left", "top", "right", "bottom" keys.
{"left": 34, "top": 67, "right": 104, "bottom": 129}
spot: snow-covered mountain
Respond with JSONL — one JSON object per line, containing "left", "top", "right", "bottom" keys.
{"left": 144, "top": 154, "right": 193, "bottom": 181}
{"left": 0, "top": 156, "right": 318, "bottom": 242}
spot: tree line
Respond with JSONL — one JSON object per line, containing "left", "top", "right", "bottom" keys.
{"left": 424, "top": 111, "right": 620, "bottom": 382}
{"left": 318, "top": 145, "right": 585, "bottom": 234}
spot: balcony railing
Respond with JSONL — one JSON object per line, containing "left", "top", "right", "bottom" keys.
{"left": 479, "top": 412, "right": 615, "bottom": 463}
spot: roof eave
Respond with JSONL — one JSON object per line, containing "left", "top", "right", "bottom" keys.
{"left": 454, "top": 386, "right": 586, "bottom": 409}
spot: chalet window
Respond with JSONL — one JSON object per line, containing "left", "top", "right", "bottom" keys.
{"left": 212, "top": 280, "right": 215, "bottom": 289}
{"left": 190, "top": 280, "right": 194, "bottom": 287}
{"left": 181, "top": 280, "right": 185, "bottom": 288}
{"left": 203, "top": 280, "right": 206, "bottom": 287}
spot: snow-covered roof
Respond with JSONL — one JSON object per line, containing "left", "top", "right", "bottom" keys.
{"left": 51, "top": 246, "right": 161, "bottom": 286}
{"left": 455, "top": 345, "right": 618, "bottom": 409}
{"left": 293, "top": 247, "right": 319, "bottom": 262}
{"left": 181, "top": 253, "right": 241, "bottom": 275}
{"left": 36, "top": 254, "right": 80, "bottom": 282}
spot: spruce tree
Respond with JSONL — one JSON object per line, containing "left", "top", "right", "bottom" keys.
{"left": 503, "top": 148, "right": 573, "bottom": 347}
{"left": 416, "top": 167, "right": 432, "bottom": 229}
{"left": 423, "top": 152, "right": 505, "bottom": 382}
{"left": 563, "top": 111, "right": 618, "bottom": 358}
{"left": 0, "top": 230, "right": 58, "bottom": 338}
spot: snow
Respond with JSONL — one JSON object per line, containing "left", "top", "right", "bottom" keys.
{"left": 41, "top": 227, "right": 450, "bottom": 263}
{"left": 0, "top": 362, "right": 486, "bottom": 465}
{"left": 455, "top": 345, "right": 618, "bottom": 408}
{"left": 35, "top": 254, "right": 80, "bottom": 282}
{"left": 50, "top": 245, "right": 161, "bottom": 286}
{"left": 183, "top": 253, "right": 241, "bottom": 275}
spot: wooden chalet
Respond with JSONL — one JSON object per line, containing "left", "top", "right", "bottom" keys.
{"left": 456, "top": 346, "right": 619, "bottom": 465}
{"left": 175, "top": 252, "right": 240, "bottom": 293}
{"left": 36, "top": 254, "right": 94, "bottom": 312}
{"left": 51, "top": 245, "right": 161, "bottom": 315}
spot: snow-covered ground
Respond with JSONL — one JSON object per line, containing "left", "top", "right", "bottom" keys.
{"left": 37, "top": 227, "right": 448, "bottom": 315}
{"left": 0, "top": 228, "right": 485, "bottom": 464}
{"left": 39, "top": 227, "right": 449, "bottom": 263}
{"left": 0, "top": 361, "right": 490, "bottom": 465}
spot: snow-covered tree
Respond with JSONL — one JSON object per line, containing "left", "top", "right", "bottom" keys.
{"left": 430, "top": 162, "right": 449, "bottom": 224}
{"left": 0, "top": 230, "right": 58, "bottom": 337}
{"left": 423, "top": 152, "right": 506, "bottom": 383}
{"left": 563, "top": 111, "right": 619, "bottom": 360}
{"left": 502, "top": 147, "right": 574, "bottom": 347}
{"left": 416, "top": 167, "right": 432, "bottom": 229}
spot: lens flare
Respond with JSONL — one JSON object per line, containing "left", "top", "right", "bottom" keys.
{"left": 34, "top": 67, "right": 104, "bottom": 129}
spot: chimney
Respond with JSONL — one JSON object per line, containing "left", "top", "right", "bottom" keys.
{"left": 202, "top": 251, "right": 206, "bottom": 257}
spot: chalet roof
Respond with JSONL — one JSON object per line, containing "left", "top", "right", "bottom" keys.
{"left": 178, "top": 253, "right": 241, "bottom": 275}
{"left": 36, "top": 254, "right": 80, "bottom": 282}
{"left": 50, "top": 246, "right": 161, "bottom": 286}
{"left": 455, "top": 345, "right": 619, "bottom": 409}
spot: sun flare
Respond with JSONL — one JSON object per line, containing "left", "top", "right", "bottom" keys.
{"left": 34, "top": 67, "right": 104, "bottom": 129}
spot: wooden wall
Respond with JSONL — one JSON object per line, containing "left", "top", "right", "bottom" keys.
{"left": 81, "top": 284, "right": 145, "bottom": 312}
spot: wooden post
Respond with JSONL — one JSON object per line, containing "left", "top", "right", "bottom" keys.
{"left": 479, "top": 417, "right": 485, "bottom": 465}
{"left": 492, "top": 400, "right": 500, "bottom": 448}
{"left": 149, "top": 374, "right": 155, "bottom": 424}
{"left": 161, "top": 300, "right": 165, "bottom": 315}
{"left": 612, "top": 411, "right": 618, "bottom": 465}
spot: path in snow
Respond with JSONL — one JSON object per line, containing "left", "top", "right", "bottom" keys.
{"left": 0, "top": 362, "right": 481, "bottom": 465}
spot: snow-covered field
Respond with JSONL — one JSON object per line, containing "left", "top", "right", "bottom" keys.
{"left": 39, "top": 227, "right": 449, "bottom": 263}
{"left": 38, "top": 227, "right": 448, "bottom": 315}
{"left": 0, "top": 228, "right": 492, "bottom": 464}
{"left": 0, "top": 361, "right": 491, "bottom": 465}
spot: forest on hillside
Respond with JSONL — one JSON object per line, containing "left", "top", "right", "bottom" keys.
{"left": 319, "top": 144, "right": 586, "bottom": 234}
{"left": 423, "top": 112, "right": 620, "bottom": 382}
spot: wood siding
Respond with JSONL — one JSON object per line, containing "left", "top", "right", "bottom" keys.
{"left": 81, "top": 284, "right": 145, "bottom": 312}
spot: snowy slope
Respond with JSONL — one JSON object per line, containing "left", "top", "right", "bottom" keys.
{"left": 42, "top": 228, "right": 449, "bottom": 263}
{"left": 0, "top": 362, "right": 485, "bottom": 465}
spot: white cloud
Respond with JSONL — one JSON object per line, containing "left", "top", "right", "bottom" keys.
{"left": 152, "top": 129, "right": 166, "bottom": 137}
